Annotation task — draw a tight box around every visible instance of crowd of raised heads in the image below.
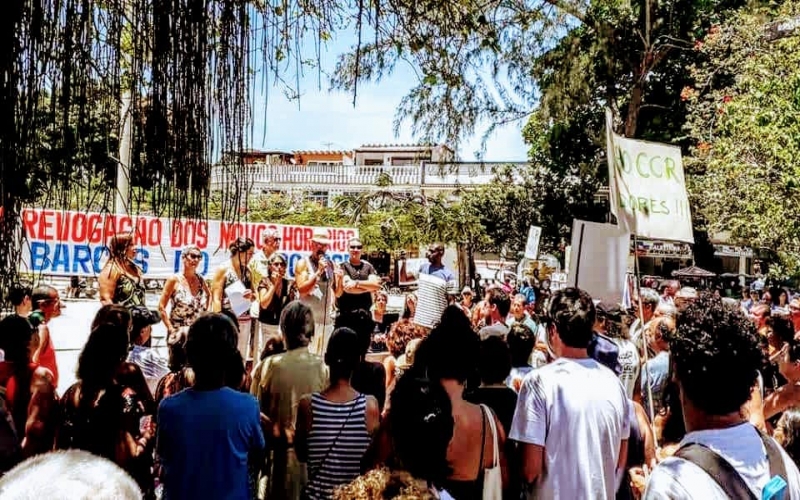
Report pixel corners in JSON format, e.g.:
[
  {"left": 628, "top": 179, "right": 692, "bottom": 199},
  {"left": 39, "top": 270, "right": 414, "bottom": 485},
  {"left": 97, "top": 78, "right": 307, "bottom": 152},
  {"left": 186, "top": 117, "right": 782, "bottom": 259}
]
[{"left": 3, "top": 232, "right": 800, "bottom": 499}]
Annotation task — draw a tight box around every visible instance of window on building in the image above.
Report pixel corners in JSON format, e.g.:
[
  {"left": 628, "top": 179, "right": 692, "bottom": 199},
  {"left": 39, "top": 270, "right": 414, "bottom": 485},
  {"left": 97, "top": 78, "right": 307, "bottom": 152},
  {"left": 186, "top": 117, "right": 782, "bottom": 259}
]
[
  {"left": 308, "top": 191, "right": 329, "bottom": 205},
  {"left": 391, "top": 157, "right": 415, "bottom": 166},
  {"left": 363, "top": 159, "right": 384, "bottom": 166}
]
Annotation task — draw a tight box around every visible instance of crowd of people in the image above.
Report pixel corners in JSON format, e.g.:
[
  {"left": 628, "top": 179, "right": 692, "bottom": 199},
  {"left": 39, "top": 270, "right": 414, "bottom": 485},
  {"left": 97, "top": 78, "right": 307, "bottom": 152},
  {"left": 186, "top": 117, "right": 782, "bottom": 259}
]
[{"left": 2, "top": 232, "right": 800, "bottom": 500}]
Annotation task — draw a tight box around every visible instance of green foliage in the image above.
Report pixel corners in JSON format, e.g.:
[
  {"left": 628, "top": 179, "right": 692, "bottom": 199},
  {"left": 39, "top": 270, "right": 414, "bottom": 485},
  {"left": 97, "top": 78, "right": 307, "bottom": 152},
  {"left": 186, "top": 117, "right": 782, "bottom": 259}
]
[{"left": 684, "top": 2, "right": 800, "bottom": 269}]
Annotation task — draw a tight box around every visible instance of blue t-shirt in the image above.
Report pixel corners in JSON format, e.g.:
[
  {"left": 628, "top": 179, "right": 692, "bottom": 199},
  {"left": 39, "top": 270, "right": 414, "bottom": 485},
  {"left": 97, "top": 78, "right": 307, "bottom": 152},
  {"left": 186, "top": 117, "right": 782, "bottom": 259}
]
[
  {"left": 419, "top": 262, "right": 456, "bottom": 283},
  {"left": 641, "top": 351, "right": 670, "bottom": 415},
  {"left": 157, "top": 387, "right": 265, "bottom": 500}
]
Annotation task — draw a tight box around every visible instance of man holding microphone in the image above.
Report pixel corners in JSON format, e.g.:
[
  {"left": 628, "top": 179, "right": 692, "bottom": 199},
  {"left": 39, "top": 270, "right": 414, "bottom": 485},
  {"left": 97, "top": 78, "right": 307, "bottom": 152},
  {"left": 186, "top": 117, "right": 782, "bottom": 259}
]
[{"left": 295, "top": 230, "right": 343, "bottom": 356}]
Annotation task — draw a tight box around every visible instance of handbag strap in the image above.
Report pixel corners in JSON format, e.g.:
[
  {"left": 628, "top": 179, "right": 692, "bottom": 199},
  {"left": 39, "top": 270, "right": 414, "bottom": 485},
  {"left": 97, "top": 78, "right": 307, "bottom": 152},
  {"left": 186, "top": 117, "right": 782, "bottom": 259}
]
[
  {"left": 675, "top": 443, "right": 756, "bottom": 499},
  {"left": 760, "top": 430, "right": 788, "bottom": 481},
  {"left": 480, "top": 404, "right": 499, "bottom": 468}
]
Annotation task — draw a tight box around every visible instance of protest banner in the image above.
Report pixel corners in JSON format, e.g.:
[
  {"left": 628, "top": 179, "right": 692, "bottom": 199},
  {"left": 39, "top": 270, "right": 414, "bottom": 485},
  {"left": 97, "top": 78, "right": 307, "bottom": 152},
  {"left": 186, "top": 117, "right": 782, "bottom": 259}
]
[
  {"left": 606, "top": 110, "right": 694, "bottom": 243},
  {"left": 19, "top": 208, "right": 357, "bottom": 279},
  {"left": 567, "top": 219, "right": 630, "bottom": 304}
]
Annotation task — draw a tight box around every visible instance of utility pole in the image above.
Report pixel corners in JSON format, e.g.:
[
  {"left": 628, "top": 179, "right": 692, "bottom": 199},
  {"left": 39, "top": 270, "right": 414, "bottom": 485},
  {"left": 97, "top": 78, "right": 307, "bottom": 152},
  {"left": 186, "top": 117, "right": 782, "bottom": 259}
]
[{"left": 115, "top": 0, "right": 133, "bottom": 216}]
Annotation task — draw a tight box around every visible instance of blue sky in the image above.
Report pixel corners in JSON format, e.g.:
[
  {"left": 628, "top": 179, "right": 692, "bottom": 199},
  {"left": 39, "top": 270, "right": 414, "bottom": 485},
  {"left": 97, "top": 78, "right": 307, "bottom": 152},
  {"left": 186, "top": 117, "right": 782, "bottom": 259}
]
[{"left": 249, "top": 33, "right": 529, "bottom": 162}]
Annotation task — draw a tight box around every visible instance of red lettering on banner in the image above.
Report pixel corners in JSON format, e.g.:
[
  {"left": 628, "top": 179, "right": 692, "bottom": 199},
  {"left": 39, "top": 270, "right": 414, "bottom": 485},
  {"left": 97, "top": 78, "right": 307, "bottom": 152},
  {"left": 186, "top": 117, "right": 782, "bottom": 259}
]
[
  {"left": 219, "top": 222, "right": 243, "bottom": 249},
  {"left": 197, "top": 221, "right": 208, "bottom": 248},
  {"left": 304, "top": 228, "right": 313, "bottom": 251},
  {"left": 171, "top": 220, "right": 209, "bottom": 249},
  {"left": 38, "top": 210, "right": 54, "bottom": 240},
  {"left": 71, "top": 213, "right": 87, "bottom": 242},
  {"left": 87, "top": 214, "right": 103, "bottom": 243},
  {"left": 22, "top": 210, "right": 37, "bottom": 238},
  {"left": 118, "top": 216, "right": 132, "bottom": 234}
]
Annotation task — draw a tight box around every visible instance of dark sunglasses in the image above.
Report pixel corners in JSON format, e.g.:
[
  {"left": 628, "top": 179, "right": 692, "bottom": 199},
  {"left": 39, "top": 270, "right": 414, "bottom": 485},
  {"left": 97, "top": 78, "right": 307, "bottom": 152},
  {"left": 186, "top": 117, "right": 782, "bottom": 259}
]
[
  {"left": 185, "top": 253, "right": 202, "bottom": 260},
  {"left": 272, "top": 262, "right": 287, "bottom": 268},
  {"left": 350, "top": 245, "right": 363, "bottom": 250}
]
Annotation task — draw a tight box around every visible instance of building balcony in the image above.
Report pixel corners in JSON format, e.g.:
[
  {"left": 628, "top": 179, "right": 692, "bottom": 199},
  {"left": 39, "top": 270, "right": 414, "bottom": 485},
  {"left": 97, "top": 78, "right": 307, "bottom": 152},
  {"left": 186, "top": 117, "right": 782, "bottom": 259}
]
[{"left": 210, "top": 162, "right": 525, "bottom": 193}]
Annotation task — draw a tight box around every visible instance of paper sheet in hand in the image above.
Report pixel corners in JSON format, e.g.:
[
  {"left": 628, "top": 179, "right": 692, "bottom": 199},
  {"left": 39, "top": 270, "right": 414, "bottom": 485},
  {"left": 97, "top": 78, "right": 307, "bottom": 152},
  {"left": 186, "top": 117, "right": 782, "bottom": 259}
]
[
  {"left": 225, "top": 280, "right": 252, "bottom": 317},
  {"left": 414, "top": 273, "right": 449, "bottom": 329}
]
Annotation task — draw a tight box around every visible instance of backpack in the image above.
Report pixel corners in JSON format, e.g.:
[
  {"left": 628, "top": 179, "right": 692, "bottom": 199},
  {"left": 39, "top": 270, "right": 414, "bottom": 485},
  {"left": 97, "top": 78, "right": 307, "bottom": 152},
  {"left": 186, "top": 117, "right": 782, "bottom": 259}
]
[
  {"left": 0, "top": 386, "right": 21, "bottom": 474},
  {"left": 675, "top": 429, "right": 788, "bottom": 500}
]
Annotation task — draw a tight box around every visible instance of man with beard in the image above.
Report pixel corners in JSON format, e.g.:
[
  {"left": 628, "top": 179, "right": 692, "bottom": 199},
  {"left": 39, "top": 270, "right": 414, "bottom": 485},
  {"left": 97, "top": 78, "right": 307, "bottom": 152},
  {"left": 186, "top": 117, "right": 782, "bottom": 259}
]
[{"left": 296, "top": 230, "right": 343, "bottom": 356}]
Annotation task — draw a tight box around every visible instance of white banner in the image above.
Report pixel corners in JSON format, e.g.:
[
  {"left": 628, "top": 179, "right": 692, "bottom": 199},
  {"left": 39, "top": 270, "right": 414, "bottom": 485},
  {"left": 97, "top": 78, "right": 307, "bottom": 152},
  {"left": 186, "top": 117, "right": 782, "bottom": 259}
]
[
  {"left": 606, "top": 110, "right": 694, "bottom": 243},
  {"left": 567, "top": 219, "right": 630, "bottom": 304},
  {"left": 524, "top": 225, "right": 542, "bottom": 260},
  {"left": 19, "top": 208, "right": 358, "bottom": 279}
]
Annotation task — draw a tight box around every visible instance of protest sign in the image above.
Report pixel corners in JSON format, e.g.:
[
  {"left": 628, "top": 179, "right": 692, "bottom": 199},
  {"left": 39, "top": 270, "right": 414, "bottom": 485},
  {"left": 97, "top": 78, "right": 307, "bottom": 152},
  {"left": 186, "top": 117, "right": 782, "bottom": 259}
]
[
  {"left": 19, "top": 208, "right": 357, "bottom": 279},
  {"left": 524, "top": 225, "right": 542, "bottom": 260},
  {"left": 606, "top": 110, "right": 694, "bottom": 243},
  {"left": 567, "top": 219, "right": 630, "bottom": 304}
]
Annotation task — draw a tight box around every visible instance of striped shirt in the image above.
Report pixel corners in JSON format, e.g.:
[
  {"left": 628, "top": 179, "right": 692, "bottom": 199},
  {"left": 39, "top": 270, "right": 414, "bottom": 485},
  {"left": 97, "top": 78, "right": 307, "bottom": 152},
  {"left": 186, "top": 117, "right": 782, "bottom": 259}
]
[{"left": 306, "top": 393, "right": 371, "bottom": 500}]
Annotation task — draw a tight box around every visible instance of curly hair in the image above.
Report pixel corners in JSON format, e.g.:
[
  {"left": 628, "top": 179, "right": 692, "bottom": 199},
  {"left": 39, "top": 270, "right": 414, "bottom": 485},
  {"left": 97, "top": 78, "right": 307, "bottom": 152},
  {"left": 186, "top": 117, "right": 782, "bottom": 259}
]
[
  {"left": 671, "top": 293, "right": 762, "bottom": 415},
  {"left": 333, "top": 468, "right": 436, "bottom": 500},
  {"left": 775, "top": 408, "right": 800, "bottom": 468},
  {"left": 386, "top": 320, "right": 425, "bottom": 359}
]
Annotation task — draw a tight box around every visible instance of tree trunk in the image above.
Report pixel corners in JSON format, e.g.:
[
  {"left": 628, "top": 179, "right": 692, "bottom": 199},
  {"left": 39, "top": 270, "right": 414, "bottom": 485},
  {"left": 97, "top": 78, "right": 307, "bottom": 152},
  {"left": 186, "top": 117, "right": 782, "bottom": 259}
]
[{"left": 624, "top": 79, "right": 644, "bottom": 138}]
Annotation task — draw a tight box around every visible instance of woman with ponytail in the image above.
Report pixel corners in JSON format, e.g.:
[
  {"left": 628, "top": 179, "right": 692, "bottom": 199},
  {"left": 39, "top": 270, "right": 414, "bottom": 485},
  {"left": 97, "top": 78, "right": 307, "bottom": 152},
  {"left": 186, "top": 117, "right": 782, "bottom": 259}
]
[{"left": 295, "top": 327, "right": 380, "bottom": 499}]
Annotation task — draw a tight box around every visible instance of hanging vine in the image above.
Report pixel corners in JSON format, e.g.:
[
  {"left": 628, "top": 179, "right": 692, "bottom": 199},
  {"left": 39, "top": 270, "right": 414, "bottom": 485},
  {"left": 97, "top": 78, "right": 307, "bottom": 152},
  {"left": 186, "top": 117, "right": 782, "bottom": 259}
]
[{"left": 0, "top": 0, "right": 375, "bottom": 302}]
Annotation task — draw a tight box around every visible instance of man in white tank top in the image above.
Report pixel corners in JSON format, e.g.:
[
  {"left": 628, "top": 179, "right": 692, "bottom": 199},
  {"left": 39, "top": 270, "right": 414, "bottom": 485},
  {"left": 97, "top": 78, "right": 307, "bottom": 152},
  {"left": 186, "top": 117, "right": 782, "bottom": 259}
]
[{"left": 295, "top": 230, "right": 343, "bottom": 356}]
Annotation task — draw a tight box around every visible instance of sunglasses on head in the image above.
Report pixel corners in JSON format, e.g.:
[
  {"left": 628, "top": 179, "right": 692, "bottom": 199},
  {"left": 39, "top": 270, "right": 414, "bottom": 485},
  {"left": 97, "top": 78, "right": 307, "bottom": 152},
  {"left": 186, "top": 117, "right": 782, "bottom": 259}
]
[{"left": 350, "top": 245, "right": 363, "bottom": 250}]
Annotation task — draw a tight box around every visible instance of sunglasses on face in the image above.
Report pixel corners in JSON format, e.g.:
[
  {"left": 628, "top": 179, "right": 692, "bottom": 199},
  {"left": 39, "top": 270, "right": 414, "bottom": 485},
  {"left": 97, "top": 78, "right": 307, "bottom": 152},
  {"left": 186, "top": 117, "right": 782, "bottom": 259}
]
[
  {"left": 350, "top": 245, "right": 363, "bottom": 250},
  {"left": 272, "top": 261, "right": 287, "bottom": 268},
  {"left": 185, "top": 253, "right": 202, "bottom": 260}
]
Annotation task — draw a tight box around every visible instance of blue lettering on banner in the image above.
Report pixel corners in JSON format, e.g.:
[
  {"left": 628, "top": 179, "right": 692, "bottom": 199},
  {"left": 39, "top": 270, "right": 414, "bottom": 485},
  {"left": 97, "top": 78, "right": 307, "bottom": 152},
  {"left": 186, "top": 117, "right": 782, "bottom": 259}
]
[
  {"left": 283, "top": 252, "right": 348, "bottom": 278},
  {"left": 29, "top": 242, "right": 148, "bottom": 274}
]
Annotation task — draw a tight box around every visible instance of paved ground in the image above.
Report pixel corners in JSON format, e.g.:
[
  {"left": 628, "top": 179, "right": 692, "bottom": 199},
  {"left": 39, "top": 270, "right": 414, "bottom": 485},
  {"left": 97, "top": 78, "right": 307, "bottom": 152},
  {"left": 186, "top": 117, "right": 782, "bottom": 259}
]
[{"left": 50, "top": 297, "right": 168, "bottom": 395}]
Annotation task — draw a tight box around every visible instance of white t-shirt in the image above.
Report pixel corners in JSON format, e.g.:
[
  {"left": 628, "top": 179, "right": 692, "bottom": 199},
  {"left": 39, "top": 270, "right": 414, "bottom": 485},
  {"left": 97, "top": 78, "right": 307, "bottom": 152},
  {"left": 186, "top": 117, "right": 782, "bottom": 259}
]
[
  {"left": 614, "top": 338, "right": 640, "bottom": 399},
  {"left": 509, "top": 357, "right": 631, "bottom": 500},
  {"left": 644, "top": 423, "right": 800, "bottom": 499}
]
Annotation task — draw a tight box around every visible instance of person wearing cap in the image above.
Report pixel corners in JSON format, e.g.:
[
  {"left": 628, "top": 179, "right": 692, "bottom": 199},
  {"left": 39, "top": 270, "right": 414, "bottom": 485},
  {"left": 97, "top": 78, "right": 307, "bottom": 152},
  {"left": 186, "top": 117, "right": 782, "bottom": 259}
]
[
  {"left": 295, "top": 230, "right": 344, "bottom": 357},
  {"left": 338, "top": 237, "right": 381, "bottom": 317},
  {"left": 127, "top": 306, "right": 169, "bottom": 394}
]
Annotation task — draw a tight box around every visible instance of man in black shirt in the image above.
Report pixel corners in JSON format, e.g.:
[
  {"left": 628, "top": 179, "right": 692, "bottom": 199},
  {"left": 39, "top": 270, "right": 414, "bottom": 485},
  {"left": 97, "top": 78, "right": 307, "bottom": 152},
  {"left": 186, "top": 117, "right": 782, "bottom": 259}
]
[{"left": 338, "top": 237, "right": 382, "bottom": 316}]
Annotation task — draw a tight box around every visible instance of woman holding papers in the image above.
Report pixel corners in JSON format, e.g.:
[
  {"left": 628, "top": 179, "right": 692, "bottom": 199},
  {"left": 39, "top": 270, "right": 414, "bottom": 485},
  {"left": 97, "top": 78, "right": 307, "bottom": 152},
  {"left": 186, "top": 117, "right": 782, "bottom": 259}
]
[{"left": 211, "top": 237, "right": 256, "bottom": 360}]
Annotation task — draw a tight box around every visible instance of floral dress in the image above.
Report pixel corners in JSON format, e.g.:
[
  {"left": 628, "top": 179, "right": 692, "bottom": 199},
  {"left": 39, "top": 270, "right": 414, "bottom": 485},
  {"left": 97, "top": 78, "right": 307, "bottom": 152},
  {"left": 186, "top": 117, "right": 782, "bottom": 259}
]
[{"left": 168, "top": 274, "right": 208, "bottom": 330}]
